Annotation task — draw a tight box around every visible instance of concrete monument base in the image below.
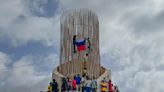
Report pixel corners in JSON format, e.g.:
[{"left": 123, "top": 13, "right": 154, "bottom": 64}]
[{"left": 52, "top": 66, "right": 111, "bottom": 92}]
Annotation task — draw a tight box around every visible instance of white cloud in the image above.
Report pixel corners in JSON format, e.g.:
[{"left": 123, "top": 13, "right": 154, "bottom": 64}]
[
  {"left": 0, "top": 52, "right": 11, "bottom": 70},
  {"left": 0, "top": 0, "right": 24, "bottom": 28},
  {"left": 0, "top": 0, "right": 61, "bottom": 47},
  {"left": 0, "top": 52, "right": 58, "bottom": 92},
  {"left": 8, "top": 16, "right": 60, "bottom": 46}
]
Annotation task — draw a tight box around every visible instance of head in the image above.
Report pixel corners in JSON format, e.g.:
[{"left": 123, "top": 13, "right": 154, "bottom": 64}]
[
  {"left": 73, "top": 35, "right": 77, "bottom": 39},
  {"left": 77, "top": 74, "right": 80, "bottom": 77},
  {"left": 53, "top": 79, "right": 56, "bottom": 82},
  {"left": 67, "top": 77, "right": 69, "bottom": 81},
  {"left": 62, "top": 77, "right": 66, "bottom": 82},
  {"left": 82, "top": 74, "right": 86, "bottom": 78},
  {"left": 109, "top": 80, "right": 111, "bottom": 82}
]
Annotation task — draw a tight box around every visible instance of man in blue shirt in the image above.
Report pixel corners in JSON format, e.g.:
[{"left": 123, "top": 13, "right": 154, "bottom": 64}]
[{"left": 75, "top": 74, "right": 81, "bottom": 91}]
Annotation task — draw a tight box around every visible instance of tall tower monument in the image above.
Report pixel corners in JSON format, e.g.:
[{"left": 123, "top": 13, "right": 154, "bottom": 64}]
[
  {"left": 52, "top": 9, "right": 111, "bottom": 91},
  {"left": 59, "top": 9, "right": 101, "bottom": 78}
]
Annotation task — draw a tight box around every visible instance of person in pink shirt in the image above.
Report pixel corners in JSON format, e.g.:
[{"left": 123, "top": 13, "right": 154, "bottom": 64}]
[
  {"left": 108, "top": 80, "right": 113, "bottom": 92},
  {"left": 72, "top": 76, "right": 76, "bottom": 91}
]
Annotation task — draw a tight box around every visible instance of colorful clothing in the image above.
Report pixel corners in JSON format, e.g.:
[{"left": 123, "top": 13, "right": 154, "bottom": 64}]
[
  {"left": 101, "top": 82, "right": 107, "bottom": 92},
  {"left": 72, "top": 79, "right": 76, "bottom": 90},
  {"left": 76, "top": 76, "right": 81, "bottom": 84},
  {"left": 109, "top": 82, "right": 113, "bottom": 92},
  {"left": 67, "top": 80, "right": 72, "bottom": 91},
  {"left": 47, "top": 85, "right": 52, "bottom": 92}
]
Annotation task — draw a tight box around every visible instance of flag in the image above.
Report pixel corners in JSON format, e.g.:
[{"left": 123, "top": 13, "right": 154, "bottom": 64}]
[{"left": 76, "top": 39, "right": 86, "bottom": 51}]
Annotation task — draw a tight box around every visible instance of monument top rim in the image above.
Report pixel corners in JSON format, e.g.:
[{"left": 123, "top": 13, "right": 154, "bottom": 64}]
[{"left": 60, "top": 9, "right": 98, "bottom": 20}]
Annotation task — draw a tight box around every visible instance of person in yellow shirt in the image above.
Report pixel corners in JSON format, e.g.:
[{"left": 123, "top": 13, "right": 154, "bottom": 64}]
[
  {"left": 100, "top": 80, "right": 107, "bottom": 92},
  {"left": 47, "top": 82, "right": 52, "bottom": 92}
]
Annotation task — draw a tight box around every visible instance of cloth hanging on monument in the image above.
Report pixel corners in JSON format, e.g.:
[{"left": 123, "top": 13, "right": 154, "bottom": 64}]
[{"left": 75, "top": 38, "right": 86, "bottom": 51}]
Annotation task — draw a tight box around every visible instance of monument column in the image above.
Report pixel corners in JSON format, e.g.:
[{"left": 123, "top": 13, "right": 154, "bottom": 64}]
[
  {"left": 52, "top": 9, "right": 112, "bottom": 92},
  {"left": 59, "top": 9, "right": 101, "bottom": 78}
]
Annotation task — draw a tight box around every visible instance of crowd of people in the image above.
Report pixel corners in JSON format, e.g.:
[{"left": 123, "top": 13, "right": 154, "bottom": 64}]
[{"left": 46, "top": 74, "right": 119, "bottom": 92}]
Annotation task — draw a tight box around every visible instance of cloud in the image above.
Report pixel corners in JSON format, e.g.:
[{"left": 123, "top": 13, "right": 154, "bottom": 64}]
[
  {"left": 0, "top": 0, "right": 60, "bottom": 91},
  {"left": 0, "top": 52, "right": 58, "bottom": 92},
  {"left": 0, "top": 0, "right": 61, "bottom": 47},
  {"left": 0, "top": 52, "right": 11, "bottom": 71},
  {"left": 25, "top": 0, "right": 59, "bottom": 17}
]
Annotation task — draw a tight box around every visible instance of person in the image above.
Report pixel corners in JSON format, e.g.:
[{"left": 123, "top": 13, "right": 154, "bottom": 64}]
[
  {"left": 100, "top": 80, "right": 107, "bottom": 92},
  {"left": 52, "top": 79, "right": 58, "bottom": 92},
  {"left": 108, "top": 80, "right": 113, "bottom": 92},
  {"left": 113, "top": 86, "right": 116, "bottom": 92},
  {"left": 82, "top": 68, "right": 87, "bottom": 77},
  {"left": 61, "top": 77, "right": 67, "bottom": 92},
  {"left": 73, "top": 35, "right": 77, "bottom": 53},
  {"left": 75, "top": 74, "right": 81, "bottom": 91},
  {"left": 91, "top": 77, "right": 97, "bottom": 92},
  {"left": 114, "top": 85, "right": 119, "bottom": 92},
  {"left": 85, "top": 76, "right": 91, "bottom": 92},
  {"left": 72, "top": 76, "right": 76, "bottom": 92},
  {"left": 81, "top": 74, "right": 86, "bottom": 92},
  {"left": 47, "top": 82, "right": 52, "bottom": 92},
  {"left": 86, "top": 37, "right": 92, "bottom": 55},
  {"left": 66, "top": 77, "right": 72, "bottom": 92}
]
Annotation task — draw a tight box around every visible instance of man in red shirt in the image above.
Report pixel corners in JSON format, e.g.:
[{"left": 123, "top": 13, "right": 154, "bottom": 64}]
[{"left": 108, "top": 80, "right": 113, "bottom": 92}]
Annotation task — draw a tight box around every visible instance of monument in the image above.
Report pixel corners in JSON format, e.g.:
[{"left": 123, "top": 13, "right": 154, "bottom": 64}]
[{"left": 52, "top": 9, "right": 111, "bottom": 91}]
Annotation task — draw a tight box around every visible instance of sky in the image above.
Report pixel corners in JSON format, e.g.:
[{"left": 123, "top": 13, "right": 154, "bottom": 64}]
[{"left": 0, "top": 0, "right": 164, "bottom": 92}]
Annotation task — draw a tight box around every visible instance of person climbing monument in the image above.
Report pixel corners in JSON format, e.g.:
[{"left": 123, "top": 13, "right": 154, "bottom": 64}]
[
  {"left": 91, "top": 76, "right": 97, "bottom": 92},
  {"left": 86, "top": 37, "right": 92, "bottom": 55},
  {"left": 100, "top": 80, "right": 107, "bottom": 92},
  {"left": 108, "top": 80, "right": 113, "bottom": 92},
  {"left": 73, "top": 35, "right": 77, "bottom": 53},
  {"left": 87, "top": 37, "right": 91, "bottom": 50},
  {"left": 52, "top": 79, "right": 58, "bottom": 92},
  {"left": 82, "top": 67, "right": 87, "bottom": 78},
  {"left": 83, "top": 54, "right": 88, "bottom": 77},
  {"left": 47, "top": 82, "right": 52, "bottom": 92}
]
